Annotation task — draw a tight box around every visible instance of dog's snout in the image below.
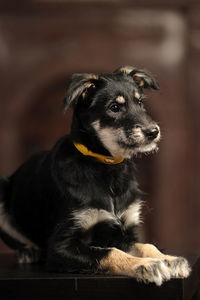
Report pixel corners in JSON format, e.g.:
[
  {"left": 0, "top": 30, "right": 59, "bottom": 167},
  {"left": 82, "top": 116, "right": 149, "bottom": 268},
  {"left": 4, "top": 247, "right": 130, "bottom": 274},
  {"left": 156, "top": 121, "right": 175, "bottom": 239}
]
[{"left": 143, "top": 126, "right": 159, "bottom": 141}]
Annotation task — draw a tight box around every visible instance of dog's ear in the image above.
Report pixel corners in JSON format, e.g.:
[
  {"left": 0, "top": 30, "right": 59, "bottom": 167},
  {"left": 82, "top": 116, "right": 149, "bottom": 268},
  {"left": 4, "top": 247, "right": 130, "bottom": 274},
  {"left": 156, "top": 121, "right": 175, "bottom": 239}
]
[
  {"left": 63, "top": 73, "right": 99, "bottom": 112},
  {"left": 114, "top": 66, "right": 159, "bottom": 90}
]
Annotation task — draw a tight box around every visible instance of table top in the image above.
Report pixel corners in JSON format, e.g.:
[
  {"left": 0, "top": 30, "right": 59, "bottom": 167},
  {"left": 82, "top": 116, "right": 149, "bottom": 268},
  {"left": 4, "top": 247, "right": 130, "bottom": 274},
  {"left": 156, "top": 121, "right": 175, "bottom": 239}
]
[{"left": 0, "top": 254, "right": 199, "bottom": 300}]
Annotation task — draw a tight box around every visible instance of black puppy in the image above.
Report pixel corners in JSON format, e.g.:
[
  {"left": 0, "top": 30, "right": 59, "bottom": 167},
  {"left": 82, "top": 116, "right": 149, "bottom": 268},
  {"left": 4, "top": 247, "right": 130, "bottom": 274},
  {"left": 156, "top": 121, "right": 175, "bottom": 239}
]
[{"left": 0, "top": 66, "right": 190, "bottom": 285}]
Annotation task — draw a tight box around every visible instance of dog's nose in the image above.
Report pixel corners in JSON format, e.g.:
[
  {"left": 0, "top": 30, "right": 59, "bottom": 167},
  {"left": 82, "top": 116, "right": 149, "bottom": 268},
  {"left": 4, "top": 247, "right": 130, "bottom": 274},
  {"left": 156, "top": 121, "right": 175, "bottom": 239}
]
[{"left": 143, "top": 127, "right": 159, "bottom": 140}]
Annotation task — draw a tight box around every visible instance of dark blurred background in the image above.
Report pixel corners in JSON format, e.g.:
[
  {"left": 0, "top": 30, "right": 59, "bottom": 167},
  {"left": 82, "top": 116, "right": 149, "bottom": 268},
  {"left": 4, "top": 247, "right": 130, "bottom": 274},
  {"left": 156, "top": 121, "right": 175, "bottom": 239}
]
[{"left": 0, "top": 0, "right": 199, "bottom": 258}]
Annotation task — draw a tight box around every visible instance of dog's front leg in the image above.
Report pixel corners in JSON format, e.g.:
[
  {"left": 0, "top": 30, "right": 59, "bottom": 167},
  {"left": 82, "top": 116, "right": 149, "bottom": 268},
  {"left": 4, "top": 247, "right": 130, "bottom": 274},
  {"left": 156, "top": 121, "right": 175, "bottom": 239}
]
[
  {"left": 48, "top": 241, "right": 171, "bottom": 286},
  {"left": 128, "top": 243, "right": 191, "bottom": 279},
  {"left": 98, "top": 246, "right": 172, "bottom": 286},
  {"left": 47, "top": 216, "right": 171, "bottom": 285}
]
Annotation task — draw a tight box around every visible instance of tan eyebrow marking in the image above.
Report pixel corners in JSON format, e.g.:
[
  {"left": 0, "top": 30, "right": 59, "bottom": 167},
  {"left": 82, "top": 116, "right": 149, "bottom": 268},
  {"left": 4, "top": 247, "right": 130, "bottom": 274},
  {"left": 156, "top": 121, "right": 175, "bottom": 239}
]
[
  {"left": 116, "top": 96, "right": 126, "bottom": 104},
  {"left": 134, "top": 92, "right": 141, "bottom": 99}
]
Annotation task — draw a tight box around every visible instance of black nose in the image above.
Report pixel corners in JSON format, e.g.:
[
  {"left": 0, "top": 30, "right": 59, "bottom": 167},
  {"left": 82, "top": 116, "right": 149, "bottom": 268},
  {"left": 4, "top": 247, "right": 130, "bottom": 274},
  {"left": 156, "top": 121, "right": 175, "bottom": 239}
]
[{"left": 143, "top": 127, "right": 159, "bottom": 140}]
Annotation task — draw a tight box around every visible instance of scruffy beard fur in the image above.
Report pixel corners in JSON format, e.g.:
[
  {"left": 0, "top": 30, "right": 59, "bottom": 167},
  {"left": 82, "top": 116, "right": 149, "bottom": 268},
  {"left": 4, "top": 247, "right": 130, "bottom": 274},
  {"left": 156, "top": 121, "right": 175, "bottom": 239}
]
[{"left": 92, "top": 120, "right": 161, "bottom": 158}]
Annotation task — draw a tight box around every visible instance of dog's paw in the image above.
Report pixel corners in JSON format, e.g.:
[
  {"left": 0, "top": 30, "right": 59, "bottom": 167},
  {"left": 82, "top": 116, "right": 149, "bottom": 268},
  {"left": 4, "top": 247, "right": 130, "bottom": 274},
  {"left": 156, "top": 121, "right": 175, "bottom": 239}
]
[
  {"left": 132, "top": 258, "right": 171, "bottom": 286},
  {"left": 17, "top": 246, "right": 41, "bottom": 264},
  {"left": 164, "top": 256, "right": 191, "bottom": 279}
]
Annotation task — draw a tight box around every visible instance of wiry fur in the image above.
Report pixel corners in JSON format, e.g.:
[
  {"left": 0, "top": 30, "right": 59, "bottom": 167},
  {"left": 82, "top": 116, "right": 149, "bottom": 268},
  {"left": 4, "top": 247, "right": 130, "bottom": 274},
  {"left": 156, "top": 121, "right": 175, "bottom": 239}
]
[{"left": 0, "top": 66, "right": 191, "bottom": 285}]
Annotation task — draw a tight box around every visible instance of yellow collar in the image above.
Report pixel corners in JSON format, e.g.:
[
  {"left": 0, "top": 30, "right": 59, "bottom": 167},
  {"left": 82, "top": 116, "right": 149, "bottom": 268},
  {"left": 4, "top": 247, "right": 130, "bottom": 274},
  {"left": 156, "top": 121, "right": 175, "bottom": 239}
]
[{"left": 73, "top": 143, "right": 124, "bottom": 165}]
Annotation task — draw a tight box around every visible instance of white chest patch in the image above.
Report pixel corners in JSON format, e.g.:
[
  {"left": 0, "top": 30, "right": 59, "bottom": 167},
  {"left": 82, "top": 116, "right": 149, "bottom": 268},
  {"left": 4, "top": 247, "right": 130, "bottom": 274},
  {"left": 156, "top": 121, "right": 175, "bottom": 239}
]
[
  {"left": 72, "top": 200, "right": 143, "bottom": 231},
  {"left": 117, "top": 200, "right": 143, "bottom": 228},
  {"left": 72, "top": 208, "right": 117, "bottom": 230}
]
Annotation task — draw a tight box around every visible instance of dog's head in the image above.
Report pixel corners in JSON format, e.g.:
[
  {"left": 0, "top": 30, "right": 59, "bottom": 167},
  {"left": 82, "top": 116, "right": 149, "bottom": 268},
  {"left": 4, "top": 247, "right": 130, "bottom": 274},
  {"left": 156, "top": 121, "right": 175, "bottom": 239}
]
[{"left": 64, "top": 66, "right": 161, "bottom": 158}]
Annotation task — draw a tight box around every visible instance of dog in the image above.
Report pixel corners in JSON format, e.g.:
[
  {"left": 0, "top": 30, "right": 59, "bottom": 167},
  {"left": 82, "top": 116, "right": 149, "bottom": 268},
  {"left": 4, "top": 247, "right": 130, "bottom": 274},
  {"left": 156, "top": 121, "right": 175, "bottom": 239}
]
[{"left": 0, "top": 66, "right": 191, "bottom": 285}]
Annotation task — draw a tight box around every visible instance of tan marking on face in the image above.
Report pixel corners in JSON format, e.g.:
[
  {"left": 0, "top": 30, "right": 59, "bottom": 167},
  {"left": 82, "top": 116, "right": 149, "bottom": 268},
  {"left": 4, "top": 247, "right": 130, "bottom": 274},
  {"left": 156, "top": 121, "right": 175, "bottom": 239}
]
[
  {"left": 134, "top": 91, "right": 140, "bottom": 99},
  {"left": 92, "top": 121, "right": 161, "bottom": 158},
  {"left": 92, "top": 119, "right": 100, "bottom": 131},
  {"left": 116, "top": 96, "right": 125, "bottom": 104},
  {"left": 92, "top": 122, "right": 134, "bottom": 158},
  {"left": 131, "top": 127, "right": 146, "bottom": 144}
]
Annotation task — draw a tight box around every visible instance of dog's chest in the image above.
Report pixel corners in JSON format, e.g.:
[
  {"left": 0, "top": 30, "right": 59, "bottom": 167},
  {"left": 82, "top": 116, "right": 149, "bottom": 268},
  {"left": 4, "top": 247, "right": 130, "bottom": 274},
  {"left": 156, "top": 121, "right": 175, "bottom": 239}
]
[
  {"left": 68, "top": 160, "right": 143, "bottom": 232},
  {"left": 104, "top": 167, "right": 142, "bottom": 226},
  {"left": 64, "top": 156, "right": 141, "bottom": 223},
  {"left": 108, "top": 184, "right": 142, "bottom": 227},
  {"left": 106, "top": 171, "right": 137, "bottom": 211}
]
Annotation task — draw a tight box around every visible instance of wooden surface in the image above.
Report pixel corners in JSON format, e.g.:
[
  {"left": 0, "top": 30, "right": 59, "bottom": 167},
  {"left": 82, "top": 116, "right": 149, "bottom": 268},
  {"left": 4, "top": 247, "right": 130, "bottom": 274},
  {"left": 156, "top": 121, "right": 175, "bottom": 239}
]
[
  {"left": 0, "top": 254, "right": 199, "bottom": 300},
  {"left": 184, "top": 257, "right": 200, "bottom": 300}
]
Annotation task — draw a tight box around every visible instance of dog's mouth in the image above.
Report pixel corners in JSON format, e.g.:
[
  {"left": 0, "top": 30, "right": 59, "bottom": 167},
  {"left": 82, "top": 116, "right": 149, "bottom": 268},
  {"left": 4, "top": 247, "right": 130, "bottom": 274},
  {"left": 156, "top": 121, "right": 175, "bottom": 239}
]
[
  {"left": 117, "top": 139, "right": 159, "bottom": 156},
  {"left": 132, "top": 142, "right": 159, "bottom": 155},
  {"left": 117, "top": 126, "right": 161, "bottom": 156},
  {"left": 92, "top": 121, "right": 161, "bottom": 159}
]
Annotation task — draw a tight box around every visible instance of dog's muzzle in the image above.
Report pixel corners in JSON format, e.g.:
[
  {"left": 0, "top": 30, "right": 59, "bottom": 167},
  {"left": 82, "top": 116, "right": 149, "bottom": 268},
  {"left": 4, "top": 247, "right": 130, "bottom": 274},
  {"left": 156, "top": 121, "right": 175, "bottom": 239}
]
[
  {"left": 130, "top": 124, "right": 161, "bottom": 155},
  {"left": 133, "top": 124, "right": 160, "bottom": 143}
]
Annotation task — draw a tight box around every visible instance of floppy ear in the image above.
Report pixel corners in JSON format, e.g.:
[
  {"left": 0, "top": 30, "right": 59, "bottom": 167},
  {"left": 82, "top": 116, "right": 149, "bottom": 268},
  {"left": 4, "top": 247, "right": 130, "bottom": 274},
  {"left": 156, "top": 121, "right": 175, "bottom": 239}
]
[
  {"left": 114, "top": 66, "right": 159, "bottom": 90},
  {"left": 63, "top": 73, "right": 98, "bottom": 112}
]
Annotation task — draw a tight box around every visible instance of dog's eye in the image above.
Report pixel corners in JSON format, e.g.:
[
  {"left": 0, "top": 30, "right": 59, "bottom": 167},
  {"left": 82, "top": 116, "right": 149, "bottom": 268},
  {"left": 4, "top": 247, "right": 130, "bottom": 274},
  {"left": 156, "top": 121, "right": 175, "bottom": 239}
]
[{"left": 109, "top": 104, "right": 121, "bottom": 112}]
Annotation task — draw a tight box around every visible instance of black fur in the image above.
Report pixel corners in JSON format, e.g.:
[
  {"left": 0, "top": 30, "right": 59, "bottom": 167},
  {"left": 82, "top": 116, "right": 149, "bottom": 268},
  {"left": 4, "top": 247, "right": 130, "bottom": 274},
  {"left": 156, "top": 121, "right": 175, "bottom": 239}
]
[{"left": 0, "top": 66, "right": 160, "bottom": 273}]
